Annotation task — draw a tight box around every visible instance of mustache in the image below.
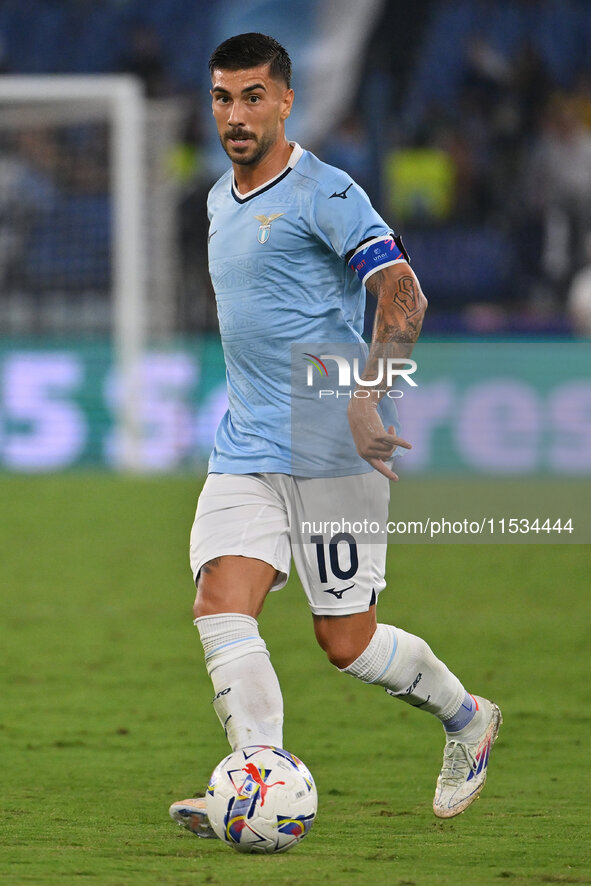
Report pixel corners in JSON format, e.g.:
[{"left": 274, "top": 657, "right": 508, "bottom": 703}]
[{"left": 225, "top": 129, "right": 255, "bottom": 140}]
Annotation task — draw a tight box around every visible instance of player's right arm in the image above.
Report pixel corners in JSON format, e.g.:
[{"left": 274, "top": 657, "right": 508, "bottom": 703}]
[{"left": 347, "top": 260, "right": 427, "bottom": 481}]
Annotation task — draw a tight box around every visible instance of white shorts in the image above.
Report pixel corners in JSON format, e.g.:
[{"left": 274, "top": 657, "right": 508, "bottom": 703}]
[{"left": 189, "top": 472, "right": 389, "bottom": 616}]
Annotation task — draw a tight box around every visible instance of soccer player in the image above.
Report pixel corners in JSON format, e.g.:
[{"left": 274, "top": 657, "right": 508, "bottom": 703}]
[{"left": 170, "top": 32, "right": 501, "bottom": 834}]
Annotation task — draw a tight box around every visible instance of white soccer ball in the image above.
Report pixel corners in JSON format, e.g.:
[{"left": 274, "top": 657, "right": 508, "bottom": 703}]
[{"left": 205, "top": 745, "right": 317, "bottom": 853}]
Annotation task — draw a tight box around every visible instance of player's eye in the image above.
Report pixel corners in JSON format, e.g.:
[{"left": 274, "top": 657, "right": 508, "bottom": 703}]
[{"left": 248, "top": 95, "right": 261, "bottom": 103}]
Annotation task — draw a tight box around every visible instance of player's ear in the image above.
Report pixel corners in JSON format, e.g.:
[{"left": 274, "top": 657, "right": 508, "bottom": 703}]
[{"left": 280, "top": 88, "right": 294, "bottom": 121}]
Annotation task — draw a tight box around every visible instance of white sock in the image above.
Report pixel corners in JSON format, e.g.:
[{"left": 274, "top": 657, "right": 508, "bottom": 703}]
[
  {"left": 341, "top": 623, "right": 465, "bottom": 723},
  {"left": 195, "top": 613, "right": 284, "bottom": 751}
]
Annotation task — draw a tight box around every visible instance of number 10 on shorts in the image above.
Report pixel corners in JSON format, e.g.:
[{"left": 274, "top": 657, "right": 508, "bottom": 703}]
[{"left": 310, "top": 533, "right": 359, "bottom": 583}]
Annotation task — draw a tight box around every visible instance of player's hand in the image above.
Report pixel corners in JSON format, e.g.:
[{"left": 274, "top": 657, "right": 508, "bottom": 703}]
[{"left": 347, "top": 399, "right": 411, "bottom": 481}]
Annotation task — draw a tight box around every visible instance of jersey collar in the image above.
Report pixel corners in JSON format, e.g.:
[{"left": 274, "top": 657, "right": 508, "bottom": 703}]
[{"left": 231, "top": 142, "right": 304, "bottom": 204}]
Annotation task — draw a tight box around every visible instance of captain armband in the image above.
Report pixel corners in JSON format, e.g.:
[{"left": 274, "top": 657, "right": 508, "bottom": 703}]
[{"left": 347, "top": 233, "right": 410, "bottom": 285}]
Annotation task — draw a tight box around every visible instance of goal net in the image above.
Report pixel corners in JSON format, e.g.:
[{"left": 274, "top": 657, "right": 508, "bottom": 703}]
[{"left": 0, "top": 75, "right": 200, "bottom": 472}]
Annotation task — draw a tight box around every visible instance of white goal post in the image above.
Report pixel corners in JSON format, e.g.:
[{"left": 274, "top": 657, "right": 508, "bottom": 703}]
[{"left": 0, "top": 75, "right": 146, "bottom": 471}]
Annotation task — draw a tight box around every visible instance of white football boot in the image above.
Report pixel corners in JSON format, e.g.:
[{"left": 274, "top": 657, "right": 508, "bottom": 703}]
[
  {"left": 169, "top": 797, "right": 217, "bottom": 838},
  {"left": 433, "top": 696, "right": 502, "bottom": 818}
]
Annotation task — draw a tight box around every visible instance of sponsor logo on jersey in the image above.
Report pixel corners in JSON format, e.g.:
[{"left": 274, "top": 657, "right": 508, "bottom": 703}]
[
  {"left": 254, "top": 212, "right": 284, "bottom": 244},
  {"left": 329, "top": 183, "right": 353, "bottom": 199}
]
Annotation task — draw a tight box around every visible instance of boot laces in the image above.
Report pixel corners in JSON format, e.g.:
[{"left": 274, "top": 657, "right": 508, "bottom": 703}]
[{"left": 440, "top": 740, "right": 477, "bottom": 784}]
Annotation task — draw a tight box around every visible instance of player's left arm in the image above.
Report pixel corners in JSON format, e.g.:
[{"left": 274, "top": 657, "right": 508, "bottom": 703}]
[{"left": 347, "top": 261, "right": 427, "bottom": 481}]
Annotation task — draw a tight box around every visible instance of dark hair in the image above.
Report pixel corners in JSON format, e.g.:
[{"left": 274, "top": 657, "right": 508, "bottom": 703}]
[{"left": 209, "top": 33, "right": 292, "bottom": 88}]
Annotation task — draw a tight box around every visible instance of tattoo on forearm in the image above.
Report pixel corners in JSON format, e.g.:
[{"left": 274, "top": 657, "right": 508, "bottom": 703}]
[
  {"left": 366, "top": 269, "right": 425, "bottom": 346},
  {"left": 393, "top": 276, "right": 422, "bottom": 318},
  {"left": 372, "top": 305, "right": 424, "bottom": 346},
  {"left": 357, "top": 267, "right": 426, "bottom": 392}
]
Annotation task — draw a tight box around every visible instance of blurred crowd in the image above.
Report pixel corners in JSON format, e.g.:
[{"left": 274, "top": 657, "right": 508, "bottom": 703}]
[
  {"left": 319, "top": 1, "right": 591, "bottom": 336},
  {"left": 372, "top": 35, "right": 591, "bottom": 333},
  {"left": 2, "top": 1, "right": 591, "bottom": 337}
]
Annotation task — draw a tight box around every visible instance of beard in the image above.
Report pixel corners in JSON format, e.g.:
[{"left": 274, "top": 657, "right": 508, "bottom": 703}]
[{"left": 220, "top": 128, "right": 276, "bottom": 166}]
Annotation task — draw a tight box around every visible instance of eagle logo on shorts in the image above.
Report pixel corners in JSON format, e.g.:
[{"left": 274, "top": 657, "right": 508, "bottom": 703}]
[{"left": 254, "top": 213, "right": 284, "bottom": 244}]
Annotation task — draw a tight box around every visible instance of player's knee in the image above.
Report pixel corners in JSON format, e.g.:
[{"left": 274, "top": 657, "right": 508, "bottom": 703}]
[
  {"left": 322, "top": 642, "right": 364, "bottom": 669},
  {"left": 192, "top": 594, "right": 205, "bottom": 620},
  {"left": 193, "top": 584, "right": 224, "bottom": 619},
  {"left": 314, "top": 610, "right": 377, "bottom": 669},
  {"left": 314, "top": 622, "right": 372, "bottom": 670},
  {"left": 192, "top": 591, "right": 209, "bottom": 620},
  {"left": 192, "top": 557, "right": 273, "bottom": 619},
  {"left": 324, "top": 646, "right": 361, "bottom": 669},
  {"left": 192, "top": 562, "right": 223, "bottom": 619}
]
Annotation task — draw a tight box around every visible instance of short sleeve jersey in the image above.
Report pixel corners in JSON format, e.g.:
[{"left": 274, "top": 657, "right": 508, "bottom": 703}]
[{"left": 206, "top": 143, "right": 404, "bottom": 476}]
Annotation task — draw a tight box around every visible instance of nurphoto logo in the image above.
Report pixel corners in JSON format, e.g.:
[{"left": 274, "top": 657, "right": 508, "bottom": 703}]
[{"left": 303, "top": 353, "right": 418, "bottom": 399}]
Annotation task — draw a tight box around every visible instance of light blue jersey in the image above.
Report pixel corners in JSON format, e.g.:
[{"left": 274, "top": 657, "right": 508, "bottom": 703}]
[{"left": 207, "top": 143, "right": 404, "bottom": 476}]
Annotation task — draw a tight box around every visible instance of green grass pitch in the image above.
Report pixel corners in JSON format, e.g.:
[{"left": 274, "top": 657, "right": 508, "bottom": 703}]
[{"left": 1, "top": 475, "right": 590, "bottom": 886}]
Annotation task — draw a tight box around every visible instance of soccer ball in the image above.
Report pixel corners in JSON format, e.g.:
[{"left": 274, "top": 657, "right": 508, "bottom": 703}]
[{"left": 205, "top": 745, "right": 317, "bottom": 853}]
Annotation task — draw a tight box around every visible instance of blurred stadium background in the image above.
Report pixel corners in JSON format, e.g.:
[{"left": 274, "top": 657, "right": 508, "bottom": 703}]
[
  {"left": 2, "top": 7, "right": 590, "bottom": 884},
  {"left": 0, "top": 0, "right": 590, "bottom": 474}
]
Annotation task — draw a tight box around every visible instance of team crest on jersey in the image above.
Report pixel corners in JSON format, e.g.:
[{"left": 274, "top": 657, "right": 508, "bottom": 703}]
[{"left": 254, "top": 213, "right": 284, "bottom": 244}]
